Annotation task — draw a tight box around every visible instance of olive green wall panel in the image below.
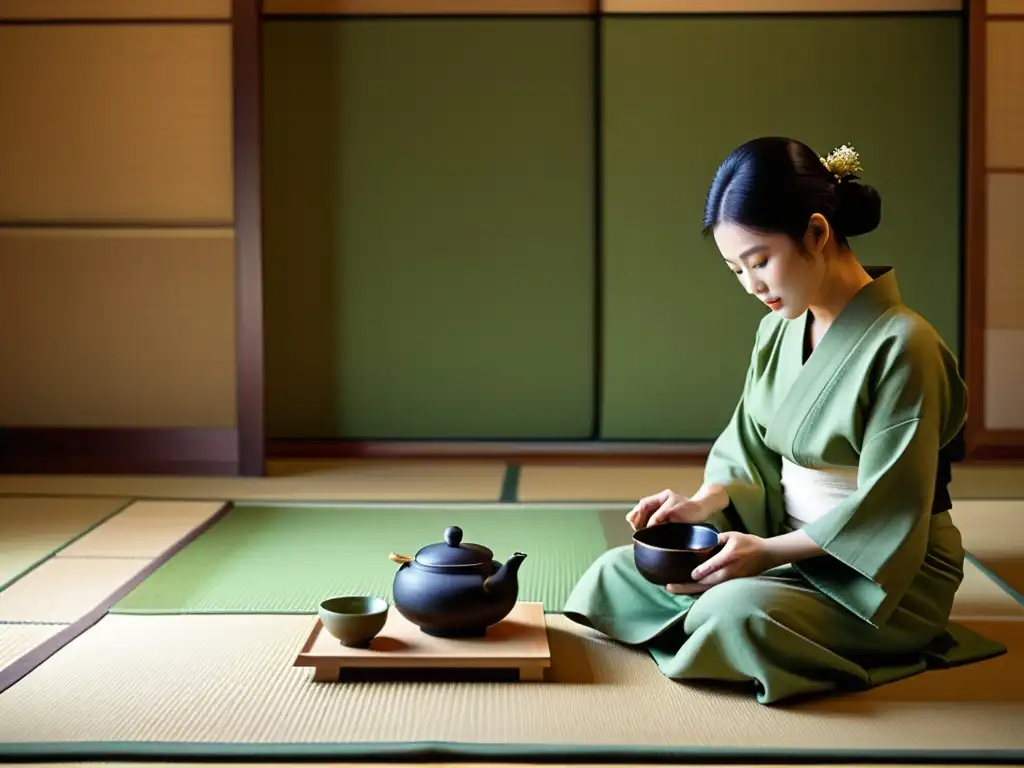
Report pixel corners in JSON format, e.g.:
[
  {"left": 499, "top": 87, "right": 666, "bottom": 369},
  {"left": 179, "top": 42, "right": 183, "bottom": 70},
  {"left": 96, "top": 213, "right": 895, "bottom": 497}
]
[
  {"left": 600, "top": 15, "right": 963, "bottom": 440},
  {"left": 262, "top": 19, "right": 596, "bottom": 439}
]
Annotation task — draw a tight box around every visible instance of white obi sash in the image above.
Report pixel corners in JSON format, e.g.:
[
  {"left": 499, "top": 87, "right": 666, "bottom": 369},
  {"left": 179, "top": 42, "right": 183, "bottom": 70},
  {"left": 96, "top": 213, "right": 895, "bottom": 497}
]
[{"left": 781, "top": 457, "right": 858, "bottom": 528}]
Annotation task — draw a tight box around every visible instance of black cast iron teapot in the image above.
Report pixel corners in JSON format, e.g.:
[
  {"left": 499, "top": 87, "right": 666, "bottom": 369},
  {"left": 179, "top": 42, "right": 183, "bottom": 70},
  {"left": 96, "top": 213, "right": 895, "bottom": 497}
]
[{"left": 388, "top": 525, "right": 527, "bottom": 638}]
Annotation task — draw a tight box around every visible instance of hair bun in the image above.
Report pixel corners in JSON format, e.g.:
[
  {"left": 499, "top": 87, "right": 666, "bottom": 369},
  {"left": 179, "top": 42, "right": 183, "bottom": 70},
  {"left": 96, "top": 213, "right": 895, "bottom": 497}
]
[
  {"left": 835, "top": 179, "right": 881, "bottom": 237},
  {"left": 702, "top": 137, "right": 884, "bottom": 245}
]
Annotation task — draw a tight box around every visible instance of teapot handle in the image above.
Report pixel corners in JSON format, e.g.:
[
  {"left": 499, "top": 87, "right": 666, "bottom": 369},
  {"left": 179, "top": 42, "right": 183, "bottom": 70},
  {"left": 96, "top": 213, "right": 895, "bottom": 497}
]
[{"left": 389, "top": 552, "right": 414, "bottom": 564}]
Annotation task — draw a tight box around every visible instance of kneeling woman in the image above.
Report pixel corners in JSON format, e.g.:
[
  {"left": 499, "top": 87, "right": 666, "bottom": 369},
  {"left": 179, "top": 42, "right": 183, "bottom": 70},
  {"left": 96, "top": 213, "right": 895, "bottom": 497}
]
[{"left": 563, "top": 137, "right": 1004, "bottom": 705}]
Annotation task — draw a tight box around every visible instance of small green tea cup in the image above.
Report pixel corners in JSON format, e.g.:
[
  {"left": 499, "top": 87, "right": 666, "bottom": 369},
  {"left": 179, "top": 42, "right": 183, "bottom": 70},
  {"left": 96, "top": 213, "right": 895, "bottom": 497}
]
[{"left": 318, "top": 595, "right": 389, "bottom": 648}]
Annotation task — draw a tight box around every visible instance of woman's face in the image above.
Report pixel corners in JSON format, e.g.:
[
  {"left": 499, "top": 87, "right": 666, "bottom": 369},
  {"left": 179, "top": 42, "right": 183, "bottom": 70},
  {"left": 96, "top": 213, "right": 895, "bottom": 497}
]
[{"left": 712, "top": 220, "right": 826, "bottom": 321}]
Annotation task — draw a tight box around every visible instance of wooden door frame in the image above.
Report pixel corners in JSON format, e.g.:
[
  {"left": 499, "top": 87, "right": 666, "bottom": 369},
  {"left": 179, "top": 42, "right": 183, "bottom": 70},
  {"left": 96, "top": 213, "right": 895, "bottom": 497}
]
[
  {"left": 234, "top": 0, "right": 266, "bottom": 476},
  {"left": 962, "top": 0, "right": 1024, "bottom": 459}
]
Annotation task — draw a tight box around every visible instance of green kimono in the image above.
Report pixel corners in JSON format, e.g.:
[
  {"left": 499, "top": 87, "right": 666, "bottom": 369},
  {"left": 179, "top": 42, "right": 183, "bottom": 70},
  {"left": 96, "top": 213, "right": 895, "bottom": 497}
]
[{"left": 563, "top": 267, "right": 1005, "bottom": 704}]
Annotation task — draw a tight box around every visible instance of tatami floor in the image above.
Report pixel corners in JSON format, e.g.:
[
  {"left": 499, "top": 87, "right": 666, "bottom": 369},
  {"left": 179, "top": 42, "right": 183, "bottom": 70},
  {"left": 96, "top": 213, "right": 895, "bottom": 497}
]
[{"left": 1, "top": 459, "right": 1022, "bottom": 765}]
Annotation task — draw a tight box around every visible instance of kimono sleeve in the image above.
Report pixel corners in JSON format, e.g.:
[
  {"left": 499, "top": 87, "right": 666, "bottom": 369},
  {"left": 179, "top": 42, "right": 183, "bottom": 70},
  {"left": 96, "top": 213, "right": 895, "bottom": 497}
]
[
  {"left": 702, "top": 318, "right": 782, "bottom": 538},
  {"left": 794, "top": 326, "right": 968, "bottom": 628}
]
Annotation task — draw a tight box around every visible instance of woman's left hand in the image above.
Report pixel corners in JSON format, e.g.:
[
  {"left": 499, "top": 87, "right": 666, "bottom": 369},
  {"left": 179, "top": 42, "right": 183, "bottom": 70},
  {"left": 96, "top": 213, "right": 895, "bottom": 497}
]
[{"left": 666, "top": 531, "right": 773, "bottom": 594}]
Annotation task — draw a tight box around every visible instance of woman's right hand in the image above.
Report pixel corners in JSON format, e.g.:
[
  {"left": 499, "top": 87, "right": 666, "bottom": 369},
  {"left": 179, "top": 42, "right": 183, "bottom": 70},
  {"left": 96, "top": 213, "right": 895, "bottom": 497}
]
[{"left": 626, "top": 489, "right": 706, "bottom": 531}]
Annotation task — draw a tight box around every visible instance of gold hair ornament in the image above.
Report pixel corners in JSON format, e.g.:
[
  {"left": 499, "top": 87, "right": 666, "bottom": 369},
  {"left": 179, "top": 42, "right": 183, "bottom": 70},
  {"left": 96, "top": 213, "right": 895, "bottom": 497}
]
[{"left": 820, "top": 144, "right": 862, "bottom": 182}]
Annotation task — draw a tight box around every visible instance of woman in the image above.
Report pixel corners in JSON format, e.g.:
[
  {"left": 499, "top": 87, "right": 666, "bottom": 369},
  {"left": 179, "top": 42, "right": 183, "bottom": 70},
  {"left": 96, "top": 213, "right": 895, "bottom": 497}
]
[{"left": 562, "top": 137, "right": 1005, "bottom": 705}]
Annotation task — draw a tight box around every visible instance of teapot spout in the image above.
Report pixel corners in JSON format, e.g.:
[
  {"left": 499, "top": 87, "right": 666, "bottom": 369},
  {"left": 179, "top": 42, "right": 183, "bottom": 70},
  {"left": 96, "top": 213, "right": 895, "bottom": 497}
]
[{"left": 482, "top": 552, "right": 526, "bottom": 594}]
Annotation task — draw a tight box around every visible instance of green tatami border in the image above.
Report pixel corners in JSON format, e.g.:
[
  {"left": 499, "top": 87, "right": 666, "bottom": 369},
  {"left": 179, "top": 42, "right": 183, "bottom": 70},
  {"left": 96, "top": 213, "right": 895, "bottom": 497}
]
[
  {"left": 0, "top": 741, "right": 1021, "bottom": 765},
  {"left": 500, "top": 462, "right": 521, "bottom": 502}
]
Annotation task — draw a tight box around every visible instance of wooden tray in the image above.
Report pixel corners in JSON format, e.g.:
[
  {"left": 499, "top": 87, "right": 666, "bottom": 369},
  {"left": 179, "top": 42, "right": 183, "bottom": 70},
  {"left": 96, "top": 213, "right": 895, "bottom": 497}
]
[{"left": 293, "top": 601, "right": 551, "bottom": 682}]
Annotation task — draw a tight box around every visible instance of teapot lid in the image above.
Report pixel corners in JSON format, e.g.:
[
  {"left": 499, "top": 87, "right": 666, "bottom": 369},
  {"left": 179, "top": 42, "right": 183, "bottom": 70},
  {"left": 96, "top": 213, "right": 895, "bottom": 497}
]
[{"left": 415, "top": 526, "right": 493, "bottom": 568}]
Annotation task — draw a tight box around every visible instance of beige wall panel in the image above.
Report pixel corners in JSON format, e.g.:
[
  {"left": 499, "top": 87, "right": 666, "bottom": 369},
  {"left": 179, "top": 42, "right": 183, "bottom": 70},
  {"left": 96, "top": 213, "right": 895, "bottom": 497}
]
[
  {"left": 989, "top": 0, "right": 1024, "bottom": 14},
  {"left": 985, "top": 329, "right": 1024, "bottom": 430},
  {"left": 986, "top": 173, "right": 1024, "bottom": 329},
  {"left": 987, "top": 21, "right": 1024, "bottom": 169},
  {"left": 0, "top": 229, "right": 237, "bottom": 429},
  {"left": 0, "top": 0, "right": 230, "bottom": 19},
  {"left": 0, "top": 25, "right": 233, "bottom": 223},
  {"left": 264, "top": 0, "right": 596, "bottom": 11},
  {"left": 600, "top": 0, "right": 959, "bottom": 11}
]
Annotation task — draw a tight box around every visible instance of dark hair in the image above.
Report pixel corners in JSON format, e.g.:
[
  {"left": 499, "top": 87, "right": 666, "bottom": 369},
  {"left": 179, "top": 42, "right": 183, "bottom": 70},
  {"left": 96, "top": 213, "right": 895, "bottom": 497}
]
[{"left": 702, "top": 137, "right": 882, "bottom": 246}]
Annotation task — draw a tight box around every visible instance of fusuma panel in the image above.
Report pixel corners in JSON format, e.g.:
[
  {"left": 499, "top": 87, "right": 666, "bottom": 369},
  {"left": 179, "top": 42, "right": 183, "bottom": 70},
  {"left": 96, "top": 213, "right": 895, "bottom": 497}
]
[{"left": 262, "top": 19, "right": 596, "bottom": 439}]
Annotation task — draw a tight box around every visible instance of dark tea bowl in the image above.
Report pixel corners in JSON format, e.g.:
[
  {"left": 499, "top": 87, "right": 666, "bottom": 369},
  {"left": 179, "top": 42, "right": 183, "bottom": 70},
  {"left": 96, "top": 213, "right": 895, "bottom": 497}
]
[{"left": 632, "top": 522, "right": 722, "bottom": 586}]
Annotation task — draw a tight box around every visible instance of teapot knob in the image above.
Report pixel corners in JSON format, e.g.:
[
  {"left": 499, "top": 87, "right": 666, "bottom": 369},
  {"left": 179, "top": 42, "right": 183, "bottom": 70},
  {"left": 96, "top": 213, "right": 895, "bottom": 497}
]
[{"left": 444, "top": 526, "right": 463, "bottom": 547}]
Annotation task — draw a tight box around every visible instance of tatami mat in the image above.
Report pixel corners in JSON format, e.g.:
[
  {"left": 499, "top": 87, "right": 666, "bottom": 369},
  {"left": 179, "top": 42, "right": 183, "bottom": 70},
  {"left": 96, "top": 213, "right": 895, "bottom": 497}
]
[
  {"left": 518, "top": 462, "right": 1024, "bottom": 503},
  {"left": 110, "top": 505, "right": 610, "bottom": 615},
  {"left": 0, "top": 623, "right": 64, "bottom": 668},
  {"left": 517, "top": 464, "right": 706, "bottom": 503},
  {"left": 952, "top": 559, "right": 1024, "bottom": 620},
  {"left": 0, "top": 460, "right": 506, "bottom": 502},
  {"left": 0, "top": 613, "right": 1021, "bottom": 757},
  {"left": 57, "top": 500, "right": 224, "bottom": 558},
  {"left": 953, "top": 499, "right": 1024, "bottom": 596},
  {"left": 0, "top": 556, "right": 149, "bottom": 624},
  {"left": 954, "top": 500, "right": 1024, "bottom": 551},
  {"left": 0, "top": 496, "right": 129, "bottom": 590},
  {"left": 947, "top": 464, "right": 1024, "bottom": 500}
]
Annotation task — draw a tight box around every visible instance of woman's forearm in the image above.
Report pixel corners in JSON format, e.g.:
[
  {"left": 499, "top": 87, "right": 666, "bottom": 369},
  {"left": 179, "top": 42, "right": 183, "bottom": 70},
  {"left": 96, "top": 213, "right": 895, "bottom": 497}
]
[{"left": 763, "top": 529, "right": 825, "bottom": 569}]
